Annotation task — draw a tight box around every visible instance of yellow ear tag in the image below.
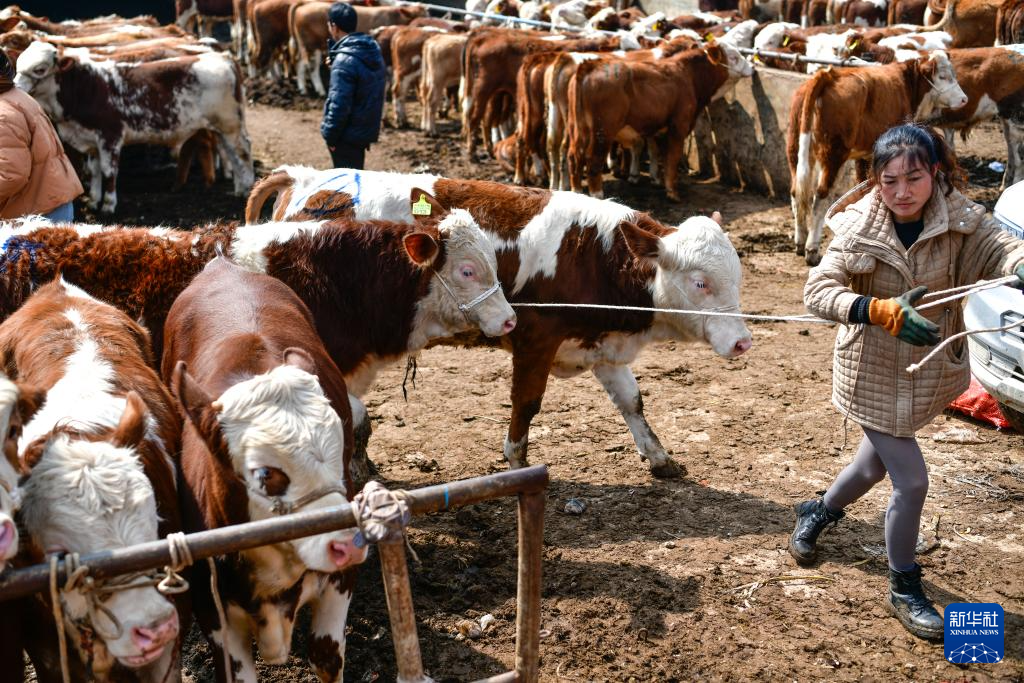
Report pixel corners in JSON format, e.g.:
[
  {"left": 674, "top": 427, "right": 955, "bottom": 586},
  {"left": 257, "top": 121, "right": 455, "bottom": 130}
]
[
  {"left": 412, "top": 194, "right": 432, "bottom": 216},
  {"left": 705, "top": 32, "right": 714, "bottom": 41},
  {"left": 782, "top": 35, "right": 790, "bottom": 47},
  {"left": 850, "top": 39, "right": 860, "bottom": 50}
]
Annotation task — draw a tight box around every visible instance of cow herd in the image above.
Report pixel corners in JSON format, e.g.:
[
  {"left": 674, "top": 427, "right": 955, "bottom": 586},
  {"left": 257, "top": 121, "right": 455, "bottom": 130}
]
[{"left": 0, "top": 161, "right": 754, "bottom": 680}]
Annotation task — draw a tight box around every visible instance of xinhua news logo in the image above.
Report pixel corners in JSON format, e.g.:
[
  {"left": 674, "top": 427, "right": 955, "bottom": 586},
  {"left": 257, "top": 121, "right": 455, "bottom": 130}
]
[{"left": 944, "top": 603, "right": 1004, "bottom": 664}]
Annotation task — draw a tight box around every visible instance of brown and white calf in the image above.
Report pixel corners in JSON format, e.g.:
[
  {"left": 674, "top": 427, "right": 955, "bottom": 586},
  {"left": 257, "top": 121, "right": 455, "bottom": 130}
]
[
  {"left": 568, "top": 42, "right": 752, "bottom": 201},
  {"left": 14, "top": 40, "right": 254, "bottom": 213},
  {"left": 0, "top": 279, "right": 183, "bottom": 682},
  {"left": 786, "top": 51, "right": 968, "bottom": 265},
  {"left": 246, "top": 168, "right": 753, "bottom": 478},
  {"left": 164, "top": 257, "right": 366, "bottom": 683}
]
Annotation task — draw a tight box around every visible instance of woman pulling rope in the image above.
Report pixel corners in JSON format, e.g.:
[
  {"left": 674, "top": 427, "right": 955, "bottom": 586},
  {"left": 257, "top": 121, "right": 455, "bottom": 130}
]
[{"left": 793, "top": 123, "right": 1024, "bottom": 640}]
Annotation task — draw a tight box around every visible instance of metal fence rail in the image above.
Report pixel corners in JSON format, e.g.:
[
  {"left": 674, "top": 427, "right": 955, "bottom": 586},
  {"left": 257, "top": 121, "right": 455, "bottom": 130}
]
[
  {"left": 0, "top": 465, "right": 549, "bottom": 683},
  {"left": 397, "top": 0, "right": 618, "bottom": 34},
  {"left": 737, "top": 46, "right": 883, "bottom": 68}
]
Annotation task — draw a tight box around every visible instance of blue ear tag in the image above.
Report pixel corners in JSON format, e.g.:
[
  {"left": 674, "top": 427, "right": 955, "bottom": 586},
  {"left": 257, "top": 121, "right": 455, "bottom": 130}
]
[
  {"left": 412, "top": 194, "right": 432, "bottom": 216},
  {"left": 353, "top": 530, "right": 367, "bottom": 548}
]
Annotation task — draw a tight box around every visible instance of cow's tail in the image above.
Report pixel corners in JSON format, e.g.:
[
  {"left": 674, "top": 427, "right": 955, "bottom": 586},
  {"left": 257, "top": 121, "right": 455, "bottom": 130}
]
[
  {"left": 244, "top": 170, "right": 293, "bottom": 223},
  {"left": 287, "top": 1, "right": 301, "bottom": 65},
  {"left": 918, "top": 0, "right": 955, "bottom": 31},
  {"left": 791, "top": 70, "right": 832, "bottom": 198}
]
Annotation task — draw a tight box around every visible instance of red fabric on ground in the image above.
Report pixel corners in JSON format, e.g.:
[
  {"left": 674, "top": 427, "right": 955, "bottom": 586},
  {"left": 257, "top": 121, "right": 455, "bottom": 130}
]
[{"left": 948, "top": 377, "right": 1013, "bottom": 430}]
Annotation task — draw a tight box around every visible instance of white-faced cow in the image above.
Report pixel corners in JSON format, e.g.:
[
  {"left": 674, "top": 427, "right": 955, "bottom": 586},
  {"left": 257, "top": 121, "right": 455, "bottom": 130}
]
[
  {"left": 14, "top": 40, "right": 254, "bottom": 213},
  {"left": 246, "top": 167, "right": 753, "bottom": 478},
  {"left": 164, "top": 257, "right": 366, "bottom": 683},
  {"left": 0, "top": 279, "right": 184, "bottom": 683}
]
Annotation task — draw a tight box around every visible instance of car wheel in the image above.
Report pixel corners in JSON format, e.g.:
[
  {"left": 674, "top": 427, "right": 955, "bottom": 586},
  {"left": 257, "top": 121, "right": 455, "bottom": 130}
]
[{"left": 998, "top": 401, "right": 1024, "bottom": 433}]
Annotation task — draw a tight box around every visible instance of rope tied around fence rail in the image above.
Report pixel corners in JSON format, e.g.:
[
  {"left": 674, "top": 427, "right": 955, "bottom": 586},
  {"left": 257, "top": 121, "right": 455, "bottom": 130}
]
[
  {"left": 352, "top": 481, "right": 419, "bottom": 561},
  {"left": 163, "top": 532, "right": 233, "bottom": 682}
]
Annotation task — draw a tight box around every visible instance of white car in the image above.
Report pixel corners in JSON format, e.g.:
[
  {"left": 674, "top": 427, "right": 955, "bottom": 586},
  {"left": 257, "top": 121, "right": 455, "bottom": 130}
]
[{"left": 964, "top": 180, "right": 1024, "bottom": 432}]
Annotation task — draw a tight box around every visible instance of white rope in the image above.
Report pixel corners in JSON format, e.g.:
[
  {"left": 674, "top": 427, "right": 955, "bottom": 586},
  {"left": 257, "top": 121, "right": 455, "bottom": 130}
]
[
  {"left": 510, "top": 301, "right": 832, "bottom": 323},
  {"left": 49, "top": 555, "right": 72, "bottom": 683},
  {"left": 907, "top": 320, "right": 1023, "bottom": 374},
  {"left": 916, "top": 275, "right": 1020, "bottom": 311}
]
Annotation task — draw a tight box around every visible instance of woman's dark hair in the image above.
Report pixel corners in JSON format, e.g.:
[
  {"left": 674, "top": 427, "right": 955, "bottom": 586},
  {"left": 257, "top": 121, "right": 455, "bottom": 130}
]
[
  {"left": 0, "top": 49, "right": 14, "bottom": 94},
  {"left": 869, "top": 122, "right": 965, "bottom": 194}
]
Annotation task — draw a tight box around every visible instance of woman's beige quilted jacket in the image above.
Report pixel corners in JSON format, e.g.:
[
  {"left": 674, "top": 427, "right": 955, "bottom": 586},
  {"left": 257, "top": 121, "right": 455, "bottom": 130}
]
[{"left": 804, "top": 181, "right": 1024, "bottom": 437}]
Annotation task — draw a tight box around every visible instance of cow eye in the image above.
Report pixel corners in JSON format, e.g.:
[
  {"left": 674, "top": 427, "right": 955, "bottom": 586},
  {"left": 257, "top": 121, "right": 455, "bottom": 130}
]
[{"left": 252, "top": 467, "right": 290, "bottom": 496}]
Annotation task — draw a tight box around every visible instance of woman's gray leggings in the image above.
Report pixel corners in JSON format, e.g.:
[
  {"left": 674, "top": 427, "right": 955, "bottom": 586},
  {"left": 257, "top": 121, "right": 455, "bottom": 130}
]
[{"left": 822, "top": 427, "right": 929, "bottom": 571}]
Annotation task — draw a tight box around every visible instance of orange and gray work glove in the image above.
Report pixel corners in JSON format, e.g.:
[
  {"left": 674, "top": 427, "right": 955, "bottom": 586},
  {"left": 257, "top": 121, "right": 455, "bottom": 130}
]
[{"left": 868, "top": 285, "right": 941, "bottom": 346}]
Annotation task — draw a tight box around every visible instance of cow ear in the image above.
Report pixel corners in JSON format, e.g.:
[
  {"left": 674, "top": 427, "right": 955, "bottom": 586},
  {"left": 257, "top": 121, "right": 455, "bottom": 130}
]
[
  {"left": 402, "top": 231, "right": 440, "bottom": 267},
  {"left": 409, "top": 188, "right": 445, "bottom": 225},
  {"left": 0, "top": 17, "right": 21, "bottom": 32},
  {"left": 711, "top": 211, "right": 723, "bottom": 225},
  {"left": 111, "top": 391, "right": 149, "bottom": 450},
  {"left": 14, "top": 383, "right": 45, "bottom": 427},
  {"left": 172, "top": 361, "right": 232, "bottom": 462},
  {"left": 172, "top": 361, "right": 217, "bottom": 421},
  {"left": 57, "top": 56, "right": 75, "bottom": 72},
  {"left": 619, "top": 221, "right": 661, "bottom": 261},
  {"left": 282, "top": 347, "right": 316, "bottom": 375}
]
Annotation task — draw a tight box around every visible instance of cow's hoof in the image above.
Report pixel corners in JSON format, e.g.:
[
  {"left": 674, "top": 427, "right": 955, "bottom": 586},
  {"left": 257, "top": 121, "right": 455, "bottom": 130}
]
[
  {"left": 805, "top": 250, "right": 821, "bottom": 267},
  {"left": 666, "top": 193, "right": 682, "bottom": 203},
  {"left": 650, "top": 459, "right": 686, "bottom": 479},
  {"left": 795, "top": 243, "right": 806, "bottom": 256}
]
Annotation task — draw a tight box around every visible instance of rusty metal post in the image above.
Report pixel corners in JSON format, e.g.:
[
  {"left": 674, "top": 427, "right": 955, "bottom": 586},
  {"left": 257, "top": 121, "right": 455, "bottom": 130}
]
[
  {"left": 514, "top": 491, "right": 545, "bottom": 683},
  {"left": 378, "top": 538, "right": 433, "bottom": 683}
]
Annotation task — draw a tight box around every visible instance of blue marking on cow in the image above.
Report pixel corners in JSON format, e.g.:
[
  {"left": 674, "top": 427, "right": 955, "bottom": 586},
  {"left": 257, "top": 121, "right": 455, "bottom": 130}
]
[
  {"left": 286, "top": 170, "right": 362, "bottom": 217},
  {"left": 0, "top": 236, "right": 43, "bottom": 277}
]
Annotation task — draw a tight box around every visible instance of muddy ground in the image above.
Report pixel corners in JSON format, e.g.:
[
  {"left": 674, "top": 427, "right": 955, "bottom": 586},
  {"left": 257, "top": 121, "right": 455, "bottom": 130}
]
[{"left": 85, "top": 85, "right": 1023, "bottom": 683}]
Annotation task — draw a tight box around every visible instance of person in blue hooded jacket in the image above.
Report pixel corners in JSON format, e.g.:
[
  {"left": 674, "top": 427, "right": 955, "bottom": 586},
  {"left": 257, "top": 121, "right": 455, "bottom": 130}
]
[{"left": 320, "top": 2, "right": 386, "bottom": 169}]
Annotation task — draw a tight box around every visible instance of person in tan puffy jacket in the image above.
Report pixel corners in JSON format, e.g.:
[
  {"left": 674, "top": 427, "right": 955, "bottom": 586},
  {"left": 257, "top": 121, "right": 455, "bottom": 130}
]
[
  {"left": 790, "top": 124, "right": 1024, "bottom": 641},
  {"left": 0, "top": 48, "right": 81, "bottom": 221}
]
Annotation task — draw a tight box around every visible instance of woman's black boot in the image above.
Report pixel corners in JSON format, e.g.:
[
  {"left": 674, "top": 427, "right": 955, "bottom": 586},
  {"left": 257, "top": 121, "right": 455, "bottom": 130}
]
[
  {"left": 788, "top": 497, "right": 844, "bottom": 565},
  {"left": 887, "top": 564, "right": 944, "bottom": 640}
]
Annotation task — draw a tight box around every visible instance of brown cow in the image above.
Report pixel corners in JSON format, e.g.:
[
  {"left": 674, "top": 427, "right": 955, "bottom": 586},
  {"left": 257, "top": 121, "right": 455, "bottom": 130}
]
[
  {"left": 292, "top": 2, "right": 426, "bottom": 96},
  {"left": 996, "top": 0, "right": 1024, "bottom": 41},
  {"left": 249, "top": 0, "right": 306, "bottom": 78},
  {"left": 460, "top": 28, "right": 617, "bottom": 155},
  {"left": 420, "top": 32, "right": 467, "bottom": 134},
  {"left": 163, "top": 257, "right": 366, "bottom": 683},
  {"left": 889, "top": 0, "right": 929, "bottom": 22},
  {"left": 787, "top": 51, "right": 968, "bottom": 264},
  {"left": 923, "top": 0, "right": 1001, "bottom": 46},
  {"left": 568, "top": 42, "right": 753, "bottom": 201},
  {"left": 0, "top": 279, "right": 184, "bottom": 682},
  {"left": 391, "top": 25, "right": 450, "bottom": 127}
]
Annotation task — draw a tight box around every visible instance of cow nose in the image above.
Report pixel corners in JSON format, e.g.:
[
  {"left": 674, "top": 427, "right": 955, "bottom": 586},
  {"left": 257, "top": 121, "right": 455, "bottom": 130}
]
[
  {"left": 0, "top": 519, "right": 15, "bottom": 557},
  {"left": 328, "top": 537, "right": 368, "bottom": 569},
  {"left": 732, "top": 338, "right": 753, "bottom": 356},
  {"left": 502, "top": 315, "right": 517, "bottom": 334},
  {"left": 132, "top": 613, "right": 179, "bottom": 650}
]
